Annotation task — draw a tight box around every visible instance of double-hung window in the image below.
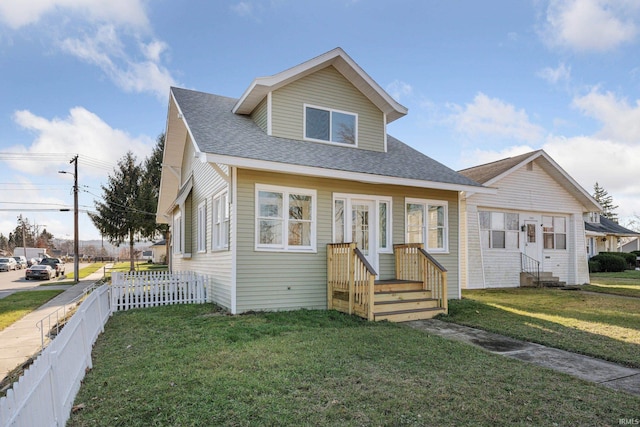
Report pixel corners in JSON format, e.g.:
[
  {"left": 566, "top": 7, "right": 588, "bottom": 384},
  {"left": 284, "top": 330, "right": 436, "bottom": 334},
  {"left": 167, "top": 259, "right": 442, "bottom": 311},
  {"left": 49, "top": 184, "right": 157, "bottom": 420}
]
[
  {"left": 543, "top": 216, "right": 567, "bottom": 249},
  {"left": 197, "top": 201, "right": 207, "bottom": 253},
  {"left": 212, "top": 191, "right": 229, "bottom": 250},
  {"left": 256, "top": 185, "right": 316, "bottom": 252},
  {"left": 479, "top": 211, "right": 519, "bottom": 249},
  {"left": 172, "top": 212, "right": 182, "bottom": 254},
  {"left": 304, "top": 105, "right": 357, "bottom": 145},
  {"left": 405, "top": 199, "right": 448, "bottom": 252}
]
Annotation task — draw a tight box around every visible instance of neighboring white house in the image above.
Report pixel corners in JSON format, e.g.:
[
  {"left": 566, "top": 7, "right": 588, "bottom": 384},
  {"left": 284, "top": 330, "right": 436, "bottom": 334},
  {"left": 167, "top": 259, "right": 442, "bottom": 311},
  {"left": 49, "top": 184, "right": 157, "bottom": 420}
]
[
  {"left": 156, "top": 48, "right": 493, "bottom": 320},
  {"left": 585, "top": 215, "right": 640, "bottom": 256},
  {"left": 150, "top": 240, "right": 167, "bottom": 264},
  {"left": 458, "top": 150, "right": 601, "bottom": 288}
]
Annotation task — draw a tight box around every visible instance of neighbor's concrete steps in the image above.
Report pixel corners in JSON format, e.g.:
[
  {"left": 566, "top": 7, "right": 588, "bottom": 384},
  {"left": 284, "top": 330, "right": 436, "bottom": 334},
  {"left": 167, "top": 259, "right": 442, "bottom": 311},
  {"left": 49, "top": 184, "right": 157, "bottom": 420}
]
[{"left": 520, "top": 271, "right": 566, "bottom": 288}]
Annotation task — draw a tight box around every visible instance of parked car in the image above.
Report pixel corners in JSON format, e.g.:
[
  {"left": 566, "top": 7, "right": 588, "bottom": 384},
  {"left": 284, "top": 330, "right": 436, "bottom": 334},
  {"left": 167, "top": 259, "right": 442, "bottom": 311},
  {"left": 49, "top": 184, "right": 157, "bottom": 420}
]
[
  {"left": 12, "top": 256, "right": 27, "bottom": 269},
  {"left": 0, "top": 257, "right": 18, "bottom": 272},
  {"left": 25, "top": 264, "right": 55, "bottom": 280},
  {"left": 28, "top": 258, "right": 42, "bottom": 267},
  {"left": 39, "top": 257, "right": 65, "bottom": 277}
]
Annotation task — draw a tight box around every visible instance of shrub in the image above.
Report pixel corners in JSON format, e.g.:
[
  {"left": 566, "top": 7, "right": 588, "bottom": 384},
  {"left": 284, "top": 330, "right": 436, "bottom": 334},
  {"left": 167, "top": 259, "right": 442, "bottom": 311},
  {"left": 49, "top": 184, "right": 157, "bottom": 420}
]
[
  {"left": 588, "top": 260, "right": 601, "bottom": 273},
  {"left": 590, "top": 254, "right": 627, "bottom": 272},
  {"left": 599, "top": 252, "right": 636, "bottom": 269}
]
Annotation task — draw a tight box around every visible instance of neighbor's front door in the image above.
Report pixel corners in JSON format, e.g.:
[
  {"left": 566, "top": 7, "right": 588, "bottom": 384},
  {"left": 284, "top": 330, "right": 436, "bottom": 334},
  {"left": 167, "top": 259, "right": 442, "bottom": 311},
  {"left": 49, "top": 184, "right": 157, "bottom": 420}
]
[
  {"left": 351, "top": 199, "right": 377, "bottom": 272},
  {"left": 524, "top": 220, "right": 540, "bottom": 262}
]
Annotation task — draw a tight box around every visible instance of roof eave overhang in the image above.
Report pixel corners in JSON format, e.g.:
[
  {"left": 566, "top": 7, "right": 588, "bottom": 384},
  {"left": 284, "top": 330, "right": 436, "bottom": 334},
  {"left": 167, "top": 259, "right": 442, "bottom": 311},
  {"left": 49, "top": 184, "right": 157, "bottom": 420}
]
[
  {"left": 201, "top": 152, "right": 495, "bottom": 194},
  {"left": 232, "top": 47, "right": 408, "bottom": 123}
]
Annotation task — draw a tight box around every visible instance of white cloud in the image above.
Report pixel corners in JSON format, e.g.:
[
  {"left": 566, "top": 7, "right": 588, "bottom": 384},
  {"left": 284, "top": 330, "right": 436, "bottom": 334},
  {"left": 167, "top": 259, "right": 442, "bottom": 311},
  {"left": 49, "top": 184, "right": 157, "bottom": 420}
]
[
  {"left": 0, "top": 0, "right": 149, "bottom": 29},
  {"left": 572, "top": 88, "right": 640, "bottom": 143},
  {"left": 537, "top": 62, "right": 571, "bottom": 85},
  {"left": 60, "top": 26, "right": 177, "bottom": 99},
  {"left": 386, "top": 80, "right": 413, "bottom": 102},
  {"left": 231, "top": 2, "right": 254, "bottom": 17},
  {"left": 542, "top": 0, "right": 640, "bottom": 52},
  {"left": 9, "top": 107, "right": 153, "bottom": 177},
  {"left": 449, "top": 93, "right": 545, "bottom": 143}
]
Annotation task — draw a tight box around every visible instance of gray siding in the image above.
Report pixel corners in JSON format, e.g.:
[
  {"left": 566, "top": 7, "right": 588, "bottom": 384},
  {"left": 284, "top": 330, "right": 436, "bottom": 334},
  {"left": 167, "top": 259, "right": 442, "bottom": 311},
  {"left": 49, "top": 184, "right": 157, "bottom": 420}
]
[
  {"left": 271, "top": 66, "right": 385, "bottom": 152},
  {"left": 235, "top": 169, "right": 460, "bottom": 313}
]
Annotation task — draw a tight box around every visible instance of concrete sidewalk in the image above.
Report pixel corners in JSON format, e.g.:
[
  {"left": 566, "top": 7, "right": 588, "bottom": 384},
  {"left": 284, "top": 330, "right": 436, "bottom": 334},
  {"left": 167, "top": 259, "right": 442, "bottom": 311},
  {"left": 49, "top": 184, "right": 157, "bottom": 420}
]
[
  {"left": 407, "top": 319, "right": 640, "bottom": 396},
  {"left": 0, "top": 267, "right": 109, "bottom": 382}
]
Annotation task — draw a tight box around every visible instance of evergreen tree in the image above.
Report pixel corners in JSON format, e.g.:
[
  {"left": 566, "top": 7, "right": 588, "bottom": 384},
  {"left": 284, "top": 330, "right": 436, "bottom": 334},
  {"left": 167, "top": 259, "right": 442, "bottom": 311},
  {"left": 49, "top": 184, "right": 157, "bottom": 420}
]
[
  {"left": 593, "top": 182, "right": 619, "bottom": 222},
  {"left": 90, "top": 151, "right": 148, "bottom": 271},
  {"left": 0, "top": 233, "right": 8, "bottom": 253}
]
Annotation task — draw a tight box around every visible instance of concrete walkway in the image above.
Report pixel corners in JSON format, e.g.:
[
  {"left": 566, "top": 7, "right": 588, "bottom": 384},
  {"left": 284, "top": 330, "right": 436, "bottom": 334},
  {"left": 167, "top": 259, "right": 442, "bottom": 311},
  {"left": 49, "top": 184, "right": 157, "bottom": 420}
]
[
  {"left": 407, "top": 319, "right": 640, "bottom": 396},
  {"left": 0, "top": 267, "right": 109, "bottom": 382}
]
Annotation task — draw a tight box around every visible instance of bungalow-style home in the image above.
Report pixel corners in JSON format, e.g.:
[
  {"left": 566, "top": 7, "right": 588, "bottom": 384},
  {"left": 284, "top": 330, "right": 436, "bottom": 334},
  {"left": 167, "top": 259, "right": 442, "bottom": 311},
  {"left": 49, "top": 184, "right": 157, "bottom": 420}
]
[
  {"left": 458, "top": 150, "right": 601, "bottom": 288},
  {"left": 585, "top": 215, "right": 640, "bottom": 256},
  {"left": 156, "top": 48, "right": 493, "bottom": 321}
]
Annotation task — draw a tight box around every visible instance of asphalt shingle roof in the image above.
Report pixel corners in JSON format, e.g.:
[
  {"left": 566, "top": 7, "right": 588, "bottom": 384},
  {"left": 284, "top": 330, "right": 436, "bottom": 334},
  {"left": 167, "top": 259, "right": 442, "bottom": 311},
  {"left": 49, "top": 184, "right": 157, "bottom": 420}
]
[
  {"left": 458, "top": 150, "right": 541, "bottom": 184},
  {"left": 585, "top": 216, "right": 640, "bottom": 236},
  {"left": 172, "top": 87, "right": 484, "bottom": 188}
]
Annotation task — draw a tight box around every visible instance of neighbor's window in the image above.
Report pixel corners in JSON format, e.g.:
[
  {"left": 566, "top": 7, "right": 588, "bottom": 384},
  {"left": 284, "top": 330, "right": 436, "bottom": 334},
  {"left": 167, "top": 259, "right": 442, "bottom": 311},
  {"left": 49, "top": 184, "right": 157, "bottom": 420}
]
[
  {"left": 212, "top": 191, "right": 229, "bottom": 250},
  {"left": 305, "top": 105, "right": 357, "bottom": 145},
  {"left": 543, "top": 216, "right": 566, "bottom": 250},
  {"left": 197, "top": 201, "right": 207, "bottom": 253},
  {"left": 405, "top": 199, "right": 448, "bottom": 252},
  {"left": 479, "top": 211, "right": 519, "bottom": 249},
  {"left": 256, "top": 185, "right": 316, "bottom": 251}
]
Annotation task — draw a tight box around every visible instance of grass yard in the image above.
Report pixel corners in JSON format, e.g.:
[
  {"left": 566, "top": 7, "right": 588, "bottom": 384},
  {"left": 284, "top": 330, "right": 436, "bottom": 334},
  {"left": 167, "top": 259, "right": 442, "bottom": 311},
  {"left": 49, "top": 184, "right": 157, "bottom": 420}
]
[
  {"left": 0, "top": 290, "right": 64, "bottom": 331},
  {"left": 584, "top": 270, "right": 640, "bottom": 298},
  {"left": 442, "top": 288, "right": 640, "bottom": 368},
  {"left": 68, "top": 306, "right": 638, "bottom": 427}
]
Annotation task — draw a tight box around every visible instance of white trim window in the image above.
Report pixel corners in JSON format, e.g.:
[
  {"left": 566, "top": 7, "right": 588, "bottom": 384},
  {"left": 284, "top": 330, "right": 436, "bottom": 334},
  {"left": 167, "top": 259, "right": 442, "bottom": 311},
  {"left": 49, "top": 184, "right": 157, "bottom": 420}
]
[
  {"left": 172, "top": 211, "right": 182, "bottom": 254},
  {"left": 256, "top": 184, "right": 316, "bottom": 252},
  {"left": 479, "top": 211, "right": 519, "bottom": 250},
  {"left": 304, "top": 104, "right": 357, "bottom": 146},
  {"left": 332, "top": 195, "right": 392, "bottom": 253},
  {"left": 197, "top": 201, "right": 207, "bottom": 253},
  {"left": 213, "top": 191, "right": 229, "bottom": 250},
  {"left": 543, "top": 216, "right": 567, "bottom": 250},
  {"left": 405, "top": 199, "right": 448, "bottom": 252}
]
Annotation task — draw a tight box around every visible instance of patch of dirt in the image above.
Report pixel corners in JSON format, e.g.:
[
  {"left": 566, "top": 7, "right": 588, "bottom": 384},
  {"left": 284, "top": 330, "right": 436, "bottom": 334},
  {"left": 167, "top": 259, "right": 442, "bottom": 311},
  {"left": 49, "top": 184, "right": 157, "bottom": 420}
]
[{"left": 470, "top": 337, "right": 529, "bottom": 353}]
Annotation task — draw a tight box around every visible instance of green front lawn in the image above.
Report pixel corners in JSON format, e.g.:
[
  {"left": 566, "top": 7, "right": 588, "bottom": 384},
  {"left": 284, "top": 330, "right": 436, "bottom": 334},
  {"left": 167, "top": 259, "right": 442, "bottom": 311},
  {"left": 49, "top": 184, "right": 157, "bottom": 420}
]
[
  {"left": 441, "top": 288, "right": 640, "bottom": 367},
  {"left": 0, "top": 290, "right": 64, "bottom": 331},
  {"left": 584, "top": 270, "right": 640, "bottom": 298},
  {"left": 69, "top": 306, "right": 638, "bottom": 426}
]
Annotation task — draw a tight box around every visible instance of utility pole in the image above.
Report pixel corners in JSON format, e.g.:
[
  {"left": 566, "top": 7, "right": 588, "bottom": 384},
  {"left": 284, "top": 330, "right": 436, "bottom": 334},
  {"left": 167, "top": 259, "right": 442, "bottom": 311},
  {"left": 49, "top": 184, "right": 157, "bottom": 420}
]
[
  {"left": 72, "top": 155, "right": 79, "bottom": 283},
  {"left": 18, "top": 215, "right": 27, "bottom": 259}
]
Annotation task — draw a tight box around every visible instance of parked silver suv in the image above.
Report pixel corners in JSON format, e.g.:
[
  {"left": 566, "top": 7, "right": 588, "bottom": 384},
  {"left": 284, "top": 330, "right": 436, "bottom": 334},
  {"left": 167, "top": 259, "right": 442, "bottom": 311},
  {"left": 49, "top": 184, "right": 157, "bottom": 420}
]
[{"left": 12, "top": 256, "right": 27, "bottom": 269}]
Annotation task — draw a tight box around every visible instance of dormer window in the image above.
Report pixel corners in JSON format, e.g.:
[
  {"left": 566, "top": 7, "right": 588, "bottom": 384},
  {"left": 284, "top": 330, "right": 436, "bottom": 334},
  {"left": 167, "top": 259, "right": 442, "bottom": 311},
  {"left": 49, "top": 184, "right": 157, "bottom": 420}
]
[{"left": 304, "top": 105, "right": 357, "bottom": 145}]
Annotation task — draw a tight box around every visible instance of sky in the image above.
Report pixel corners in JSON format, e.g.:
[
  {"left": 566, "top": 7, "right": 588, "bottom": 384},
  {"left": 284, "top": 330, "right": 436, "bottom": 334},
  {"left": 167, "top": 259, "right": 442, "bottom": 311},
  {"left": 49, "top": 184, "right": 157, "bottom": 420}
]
[{"left": 1, "top": 0, "right": 640, "bottom": 244}]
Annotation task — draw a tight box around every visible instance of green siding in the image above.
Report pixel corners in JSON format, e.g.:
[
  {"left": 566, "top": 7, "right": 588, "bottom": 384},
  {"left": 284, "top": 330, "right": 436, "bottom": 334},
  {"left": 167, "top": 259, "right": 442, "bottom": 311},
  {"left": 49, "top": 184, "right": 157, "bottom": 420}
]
[
  {"left": 235, "top": 169, "right": 460, "bottom": 313},
  {"left": 271, "top": 66, "right": 385, "bottom": 152},
  {"left": 251, "top": 97, "right": 268, "bottom": 133}
]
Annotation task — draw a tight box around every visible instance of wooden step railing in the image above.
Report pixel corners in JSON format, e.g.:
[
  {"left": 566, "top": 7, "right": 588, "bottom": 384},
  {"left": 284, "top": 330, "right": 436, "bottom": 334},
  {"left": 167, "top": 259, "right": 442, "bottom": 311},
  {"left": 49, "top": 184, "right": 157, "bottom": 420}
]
[
  {"left": 394, "top": 243, "right": 448, "bottom": 313},
  {"left": 327, "top": 243, "right": 376, "bottom": 320}
]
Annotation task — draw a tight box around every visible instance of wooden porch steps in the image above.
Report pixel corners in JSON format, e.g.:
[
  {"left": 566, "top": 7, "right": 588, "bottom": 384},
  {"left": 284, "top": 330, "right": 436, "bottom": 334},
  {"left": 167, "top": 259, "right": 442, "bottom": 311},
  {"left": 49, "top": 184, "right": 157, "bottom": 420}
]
[{"left": 373, "top": 280, "right": 445, "bottom": 322}]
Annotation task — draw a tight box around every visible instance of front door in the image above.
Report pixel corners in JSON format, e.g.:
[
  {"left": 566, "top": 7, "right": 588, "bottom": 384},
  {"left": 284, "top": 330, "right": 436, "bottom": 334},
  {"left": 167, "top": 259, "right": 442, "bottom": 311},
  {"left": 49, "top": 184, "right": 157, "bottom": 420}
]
[
  {"left": 351, "top": 199, "right": 377, "bottom": 272},
  {"left": 524, "top": 220, "right": 540, "bottom": 262}
]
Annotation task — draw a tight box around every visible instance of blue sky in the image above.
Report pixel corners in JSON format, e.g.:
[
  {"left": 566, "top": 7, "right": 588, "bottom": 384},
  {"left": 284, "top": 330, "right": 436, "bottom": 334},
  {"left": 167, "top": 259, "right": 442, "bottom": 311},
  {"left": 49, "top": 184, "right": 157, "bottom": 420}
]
[{"left": 1, "top": 0, "right": 639, "bottom": 242}]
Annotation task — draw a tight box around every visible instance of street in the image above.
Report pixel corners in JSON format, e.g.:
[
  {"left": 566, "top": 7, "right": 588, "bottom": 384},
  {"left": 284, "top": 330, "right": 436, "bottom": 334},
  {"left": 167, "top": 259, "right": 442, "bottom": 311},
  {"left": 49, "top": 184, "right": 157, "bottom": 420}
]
[{"left": 0, "top": 264, "right": 85, "bottom": 299}]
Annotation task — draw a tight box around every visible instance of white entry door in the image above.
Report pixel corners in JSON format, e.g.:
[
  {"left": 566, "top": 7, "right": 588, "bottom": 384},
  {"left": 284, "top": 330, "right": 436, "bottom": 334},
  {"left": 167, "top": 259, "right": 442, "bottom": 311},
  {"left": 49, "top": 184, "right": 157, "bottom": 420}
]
[
  {"left": 524, "top": 220, "right": 540, "bottom": 262},
  {"left": 351, "top": 199, "right": 377, "bottom": 272}
]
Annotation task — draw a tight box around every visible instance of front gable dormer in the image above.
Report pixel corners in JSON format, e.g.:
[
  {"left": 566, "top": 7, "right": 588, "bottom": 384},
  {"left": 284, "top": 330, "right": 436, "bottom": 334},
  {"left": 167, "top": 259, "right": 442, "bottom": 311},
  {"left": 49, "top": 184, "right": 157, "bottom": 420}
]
[{"left": 233, "top": 48, "right": 407, "bottom": 153}]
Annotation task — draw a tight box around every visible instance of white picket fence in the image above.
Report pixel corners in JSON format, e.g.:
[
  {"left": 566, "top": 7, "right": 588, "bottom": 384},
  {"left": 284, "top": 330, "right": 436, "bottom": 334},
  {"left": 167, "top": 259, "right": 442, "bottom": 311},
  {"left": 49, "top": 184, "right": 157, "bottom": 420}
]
[
  {"left": 111, "top": 271, "right": 208, "bottom": 311},
  {"left": 0, "top": 285, "right": 110, "bottom": 427},
  {"left": 0, "top": 271, "right": 209, "bottom": 427}
]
